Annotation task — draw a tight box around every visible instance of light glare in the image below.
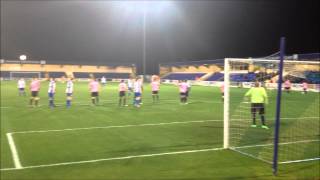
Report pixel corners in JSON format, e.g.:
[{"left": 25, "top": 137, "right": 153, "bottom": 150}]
[{"left": 19, "top": 55, "right": 27, "bottom": 61}]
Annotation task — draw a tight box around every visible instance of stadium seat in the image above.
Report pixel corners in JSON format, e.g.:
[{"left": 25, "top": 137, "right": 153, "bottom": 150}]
[{"left": 162, "top": 73, "right": 206, "bottom": 80}]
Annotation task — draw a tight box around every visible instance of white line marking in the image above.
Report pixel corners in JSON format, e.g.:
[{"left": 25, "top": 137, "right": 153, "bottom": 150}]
[
  {"left": 230, "top": 117, "right": 319, "bottom": 121},
  {"left": 9, "top": 116, "right": 320, "bottom": 135},
  {"left": 233, "top": 139, "right": 320, "bottom": 149},
  {"left": 10, "top": 119, "right": 226, "bottom": 134},
  {"left": 0, "top": 107, "right": 10, "bottom": 109},
  {"left": 0, "top": 147, "right": 223, "bottom": 171},
  {"left": 229, "top": 148, "right": 272, "bottom": 164},
  {"left": 279, "top": 158, "right": 320, "bottom": 164},
  {"left": 6, "top": 133, "right": 23, "bottom": 169}
]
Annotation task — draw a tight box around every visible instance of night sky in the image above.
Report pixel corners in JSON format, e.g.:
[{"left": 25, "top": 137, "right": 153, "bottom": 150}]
[{"left": 1, "top": 0, "right": 319, "bottom": 74}]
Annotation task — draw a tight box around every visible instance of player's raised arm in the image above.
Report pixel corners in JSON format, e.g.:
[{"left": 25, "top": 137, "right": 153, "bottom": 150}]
[{"left": 245, "top": 88, "right": 253, "bottom": 97}]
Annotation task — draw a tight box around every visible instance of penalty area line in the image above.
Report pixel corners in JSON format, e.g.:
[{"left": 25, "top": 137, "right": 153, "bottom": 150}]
[
  {"left": 10, "top": 119, "right": 227, "bottom": 134},
  {"left": 6, "top": 133, "right": 23, "bottom": 169},
  {"left": 0, "top": 147, "right": 224, "bottom": 171}
]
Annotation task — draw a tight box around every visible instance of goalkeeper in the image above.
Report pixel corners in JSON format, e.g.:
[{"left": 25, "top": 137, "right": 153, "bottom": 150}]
[{"left": 245, "top": 81, "right": 269, "bottom": 129}]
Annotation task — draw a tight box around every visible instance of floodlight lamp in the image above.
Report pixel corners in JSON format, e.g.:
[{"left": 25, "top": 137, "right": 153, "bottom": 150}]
[
  {"left": 19, "top": 55, "right": 27, "bottom": 61},
  {"left": 113, "top": 1, "right": 174, "bottom": 13}
]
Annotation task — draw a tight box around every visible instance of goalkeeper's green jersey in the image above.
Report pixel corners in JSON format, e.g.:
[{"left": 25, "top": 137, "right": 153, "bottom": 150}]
[{"left": 245, "top": 87, "right": 268, "bottom": 104}]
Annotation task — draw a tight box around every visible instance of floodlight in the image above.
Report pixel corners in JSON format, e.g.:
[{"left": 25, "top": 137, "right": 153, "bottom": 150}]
[{"left": 19, "top": 55, "right": 27, "bottom": 61}]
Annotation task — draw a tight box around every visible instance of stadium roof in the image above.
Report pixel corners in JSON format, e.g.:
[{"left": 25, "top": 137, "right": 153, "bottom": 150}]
[{"left": 160, "top": 53, "right": 320, "bottom": 66}]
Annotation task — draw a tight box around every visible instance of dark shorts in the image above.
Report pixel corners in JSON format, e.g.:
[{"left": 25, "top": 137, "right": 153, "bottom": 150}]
[
  {"left": 251, "top": 103, "right": 265, "bottom": 115},
  {"left": 19, "top": 88, "right": 25, "bottom": 91},
  {"left": 152, "top": 91, "right": 158, "bottom": 95},
  {"left": 134, "top": 92, "right": 141, "bottom": 97},
  {"left": 180, "top": 92, "right": 186, "bottom": 97},
  {"left": 285, "top": 87, "right": 290, "bottom": 90},
  {"left": 31, "top": 91, "right": 38, "bottom": 97},
  {"left": 186, "top": 91, "right": 189, "bottom": 97},
  {"left": 91, "top": 92, "right": 99, "bottom": 97},
  {"left": 66, "top": 93, "right": 72, "bottom": 97},
  {"left": 48, "top": 92, "right": 54, "bottom": 98},
  {"left": 119, "top": 91, "right": 126, "bottom": 97},
  {"left": 221, "top": 92, "right": 224, "bottom": 96}
]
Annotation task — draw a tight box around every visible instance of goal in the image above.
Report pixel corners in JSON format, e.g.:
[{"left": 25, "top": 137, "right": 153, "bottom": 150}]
[
  {"left": 10, "top": 71, "right": 42, "bottom": 80},
  {"left": 223, "top": 57, "right": 320, "bottom": 173}
]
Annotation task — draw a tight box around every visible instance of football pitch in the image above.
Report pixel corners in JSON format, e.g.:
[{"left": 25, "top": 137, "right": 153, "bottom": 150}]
[{"left": 1, "top": 81, "right": 319, "bottom": 180}]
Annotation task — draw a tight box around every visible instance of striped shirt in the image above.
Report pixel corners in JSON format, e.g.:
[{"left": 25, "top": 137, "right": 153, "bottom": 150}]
[
  {"left": 127, "top": 79, "right": 133, "bottom": 88},
  {"left": 66, "top": 80, "right": 73, "bottom": 93},
  {"left": 18, "top": 80, "right": 26, "bottom": 88},
  {"left": 48, "top": 80, "right": 56, "bottom": 93},
  {"left": 134, "top": 80, "right": 142, "bottom": 93}
]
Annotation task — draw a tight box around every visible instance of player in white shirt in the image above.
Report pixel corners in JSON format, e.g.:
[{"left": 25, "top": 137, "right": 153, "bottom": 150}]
[
  {"left": 17, "top": 78, "right": 26, "bottom": 96},
  {"left": 127, "top": 78, "right": 133, "bottom": 96},
  {"left": 133, "top": 77, "right": 143, "bottom": 107},
  {"left": 66, "top": 77, "right": 74, "bottom": 108},
  {"left": 101, "top": 76, "right": 107, "bottom": 86},
  {"left": 48, "top": 78, "right": 56, "bottom": 108}
]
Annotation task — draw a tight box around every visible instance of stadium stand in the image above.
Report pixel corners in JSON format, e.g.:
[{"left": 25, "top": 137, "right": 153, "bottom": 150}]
[
  {"left": 0, "top": 62, "right": 135, "bottom": 80},
  {"left": 91, "top": 72, "right": 131, "bottom": 79},
  {"left": 0, "top": 71, "right": 10, "bottom": 78},
  {"left": 230, "top": 72, "right": 256, "bottom": 82},
  {"left": 47, "top": 72, "right": 66, "bottom": 78},
  {"left": 0, "top": 71, "right": 45, "bottom": 79},
  {"left": 73, "top": 72, "right": 90, "bottom": 79},
  {"left": 73, "top": 72, "right": 131, "bottom": 79},
  {"left": 205, "top": 72, "right": 224, "bottom": 81},
  {"left": 305, "top": 71, "right": 320, "bottom": 84},
  {"left": 162, "top": 73, "right": 206, "bottom": 80},
  {"left": 298, "top": 53, "right": 320, "bottom": 60}
]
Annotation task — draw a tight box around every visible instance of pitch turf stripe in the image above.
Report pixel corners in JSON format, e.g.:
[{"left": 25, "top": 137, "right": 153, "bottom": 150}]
[
  {"left": 0, "top": 147, "right": 224, "bottom": 171},
  {"left": 10, "top": 119, "right": 226, "bottom": 134},
  {"left": 6, "top": 133, "right": 23, "bottom": 169},
  {"left": 0, "top": 99, "right": 222, "bottom": 109}
]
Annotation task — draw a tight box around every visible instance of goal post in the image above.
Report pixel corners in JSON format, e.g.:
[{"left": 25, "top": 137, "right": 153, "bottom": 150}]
[
  {"left": 223, "top": 58, "right": 230, "bottom": 149},
  {"left": 9, "top": 71, "right": 41, "bottom": 80},
  {"left": 223, "top": 56, "right": 320, "bottom": 173}
]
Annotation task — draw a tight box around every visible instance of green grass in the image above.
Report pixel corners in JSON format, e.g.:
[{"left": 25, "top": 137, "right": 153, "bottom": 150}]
[{"left": 1, "top": 80, "right": 319, "bottom": 180}]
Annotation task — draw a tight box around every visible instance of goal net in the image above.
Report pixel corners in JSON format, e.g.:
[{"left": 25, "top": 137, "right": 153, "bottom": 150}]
[
  {"left": 223, "top": 58, "right": 320, "bottom": 166},
  {"left": 10, "top": 71, "right": 42, "bottom": 80}
]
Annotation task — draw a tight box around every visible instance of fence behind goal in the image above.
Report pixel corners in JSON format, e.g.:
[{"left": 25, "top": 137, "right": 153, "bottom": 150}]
[{"left": 223, "top": 58, "right": 320, "bottom": 166}]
